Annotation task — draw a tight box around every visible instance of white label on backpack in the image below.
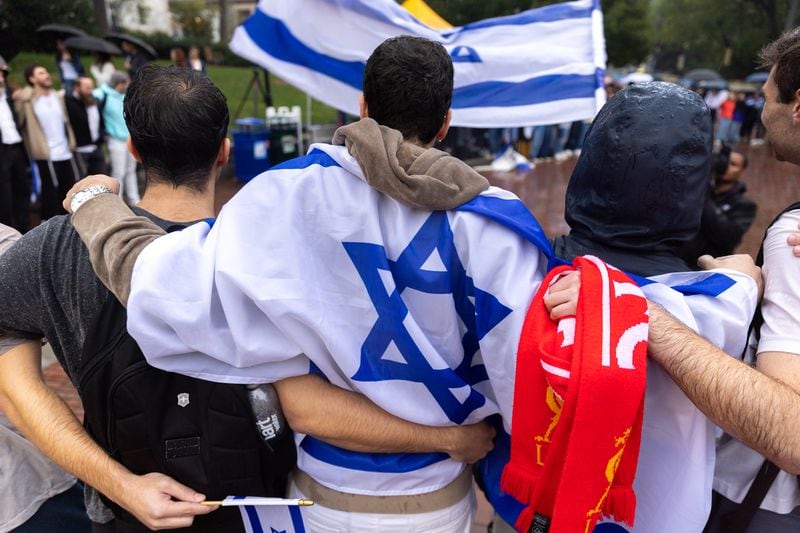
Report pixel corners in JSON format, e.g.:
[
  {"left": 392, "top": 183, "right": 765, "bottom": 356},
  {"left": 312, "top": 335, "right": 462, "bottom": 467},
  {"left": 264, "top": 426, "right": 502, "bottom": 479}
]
[{"left": 177, "top": 393, "right": 190, "bottom": 408}]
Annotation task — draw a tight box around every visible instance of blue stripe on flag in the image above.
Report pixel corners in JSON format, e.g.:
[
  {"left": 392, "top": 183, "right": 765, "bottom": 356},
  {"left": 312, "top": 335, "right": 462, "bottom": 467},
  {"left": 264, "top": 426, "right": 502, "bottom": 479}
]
[
  {"left": 243, "top": 10, "right": 364, "bottom": 90},
  {"left": 453, "top": 70, "right": 602, "bottom": 109},
  {"left": 289, "top": 505, "right": 306, "bottom": 533},
  {"left": 242, "top": 8, "right": 600, "bottom": 110},
  {"left": 300, "top": 436, "right": 448, "bottom": 473},
  {"left": 315, "top": 0, "right": 427, "bottom": 30},
  {"left": 442, "top": 2, "right": 594, "bottom": 36},
  {"left": 631, "top": 272, "right": 736, "bottom": 297},
  {"left": 269, "top": 148, "right": 342, "bottom": 171},
  {"left": 670, "top": 272, "right": 736, "bottom": 297},
  {"left": 456, "top": 195, "right": 556, "bottom": 264},
  {"left": 244, "top": 505, "right": 264, "bottom": 533}
]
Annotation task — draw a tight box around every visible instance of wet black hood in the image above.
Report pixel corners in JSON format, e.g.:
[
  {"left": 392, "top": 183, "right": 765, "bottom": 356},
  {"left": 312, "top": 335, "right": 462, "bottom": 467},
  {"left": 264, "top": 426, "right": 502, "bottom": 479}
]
[{"left": 565, "top": 82, "right": 713, "bottom": 256}]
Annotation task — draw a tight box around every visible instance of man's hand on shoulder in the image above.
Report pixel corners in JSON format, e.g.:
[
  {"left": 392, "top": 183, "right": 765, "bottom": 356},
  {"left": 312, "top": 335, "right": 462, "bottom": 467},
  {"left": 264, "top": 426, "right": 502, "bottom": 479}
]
[
  {"left": 697, "top": 253, "right": 763, "bottom": 299},
  {"left": 113, "top": 471, "right": 216, "bottom": 530},
  {"left": 441, "top": 420, "right": 496, "bottom": 464},
  {"left": 63, "top": 175, "right": 120, "bottom": 214}
]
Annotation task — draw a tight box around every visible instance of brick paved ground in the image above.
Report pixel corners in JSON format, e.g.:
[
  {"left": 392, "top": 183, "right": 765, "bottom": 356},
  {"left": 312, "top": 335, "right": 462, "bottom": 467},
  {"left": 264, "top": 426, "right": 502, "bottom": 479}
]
[{"left": 33, "top": 141, "right": 794, "bottom": 531}]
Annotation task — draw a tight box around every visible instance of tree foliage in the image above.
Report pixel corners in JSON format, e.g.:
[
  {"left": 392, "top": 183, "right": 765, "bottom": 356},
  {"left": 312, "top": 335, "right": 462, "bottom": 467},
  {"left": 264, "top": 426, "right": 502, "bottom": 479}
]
[
  {"left": 0, "top": 0, "right": 95, "bottom": 60},
  {"left": 650, "top": 0, "right": 797, "bottom": 77},
  {"left": 170, "top": 0, "right": 215, "bottom": 41}
]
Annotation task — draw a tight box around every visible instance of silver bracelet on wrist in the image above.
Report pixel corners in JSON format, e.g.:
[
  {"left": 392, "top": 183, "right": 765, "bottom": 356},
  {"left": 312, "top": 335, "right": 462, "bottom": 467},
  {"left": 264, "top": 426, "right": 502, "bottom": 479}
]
[{"left": 70, "top": 185, "right": 114, "bottom": 214}]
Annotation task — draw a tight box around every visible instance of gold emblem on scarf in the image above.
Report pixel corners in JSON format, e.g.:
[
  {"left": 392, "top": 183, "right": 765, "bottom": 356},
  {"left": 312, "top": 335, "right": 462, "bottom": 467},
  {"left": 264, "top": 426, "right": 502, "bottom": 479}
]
[
  {"left": 585, "top": 427, "right": 631, "bottom": 532},
  {"left": 534, "top": 386, "right": 563, "bottom": 466}
]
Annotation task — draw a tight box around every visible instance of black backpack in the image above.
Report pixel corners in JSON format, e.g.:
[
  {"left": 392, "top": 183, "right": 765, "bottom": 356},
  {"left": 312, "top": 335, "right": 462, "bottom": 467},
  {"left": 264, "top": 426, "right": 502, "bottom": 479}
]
[
  {"left": 704, "top": 201, "right": 800, "bottom": 533},
  {"left": 77, "top": 293, "right": 297, "bottom": 530}
]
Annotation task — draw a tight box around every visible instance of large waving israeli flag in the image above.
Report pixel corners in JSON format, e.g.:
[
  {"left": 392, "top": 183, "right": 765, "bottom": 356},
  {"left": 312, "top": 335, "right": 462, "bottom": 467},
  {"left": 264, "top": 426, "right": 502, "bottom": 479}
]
[
  {"left": 125, "top": 142, "right": 757, "bottom": 531},
  {"left": 229, "top": 0, "right": 606, "bottom": 127}
]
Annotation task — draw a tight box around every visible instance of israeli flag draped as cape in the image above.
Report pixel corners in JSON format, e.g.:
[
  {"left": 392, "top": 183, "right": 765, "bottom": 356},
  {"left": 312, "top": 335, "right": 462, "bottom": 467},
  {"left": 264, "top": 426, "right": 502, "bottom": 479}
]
[
  {"left": 229, "top": 0, "right": 606, "bottom": 127},
  {"left": 126, "top": 143, "right": 757, "bottom": 532}
]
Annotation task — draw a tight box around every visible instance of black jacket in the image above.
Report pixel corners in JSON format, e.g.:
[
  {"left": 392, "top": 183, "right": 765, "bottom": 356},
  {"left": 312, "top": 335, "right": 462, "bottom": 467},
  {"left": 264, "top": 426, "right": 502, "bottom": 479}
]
[
  {"left": 65, "top": 92, "right": 104, "bottom": 148},
  {"left": 679, "top": 181, "right": 757, "bottom": 264},
  {"left": 0, "top": 86, "right": 22, "bottom": 145},
  {"left": 552, "top": 82, "right": 713, "bottom": 276}
]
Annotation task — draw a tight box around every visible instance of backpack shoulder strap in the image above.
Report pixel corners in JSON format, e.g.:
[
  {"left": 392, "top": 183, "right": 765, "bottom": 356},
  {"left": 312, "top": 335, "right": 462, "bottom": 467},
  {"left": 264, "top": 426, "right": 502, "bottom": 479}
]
[{"left": 719, "top": 201, "right": 800, "bottom": 530}]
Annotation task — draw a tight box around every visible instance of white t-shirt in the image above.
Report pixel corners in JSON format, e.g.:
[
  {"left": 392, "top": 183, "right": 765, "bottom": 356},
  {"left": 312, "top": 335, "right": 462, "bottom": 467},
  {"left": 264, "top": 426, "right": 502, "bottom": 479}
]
[
  {"left": 33, "top": 93, "right": 72, "bottom": 162},
  {"left": 59, "top": 59, "right": 78, "bottom": 81},
  {"left": 0, "top": 97, "right": 22, "bottom": 145},
  {"left": 714, "top": 209, "right": 800, "bottom": 514},
  {"left": 90, "top": 63, "right": 114, "bottom": 87}
]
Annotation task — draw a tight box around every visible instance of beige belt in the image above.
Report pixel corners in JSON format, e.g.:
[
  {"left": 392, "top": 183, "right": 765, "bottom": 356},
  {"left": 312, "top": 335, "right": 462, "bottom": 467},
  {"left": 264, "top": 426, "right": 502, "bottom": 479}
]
[{"left": 292, "top": 467, "right": 472, "bottom": 514}]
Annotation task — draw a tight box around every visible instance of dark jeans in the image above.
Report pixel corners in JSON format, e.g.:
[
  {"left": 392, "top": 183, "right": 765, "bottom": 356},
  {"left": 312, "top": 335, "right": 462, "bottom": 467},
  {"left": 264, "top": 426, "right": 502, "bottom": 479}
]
[
  {"left": 76, "top": 146, "right": 108, "bottom": 177},
  {"left": 0, "top": 142, "right": 30, "bottom": 233},
  {"left": 36, "top": 158, "right": 78, "bottom": 220},
  {"left": 12, "top": 482, "right": 91, "bottom": 532},
  {"left": 705, "top": 490, "right": 800, "bottom": 533}
]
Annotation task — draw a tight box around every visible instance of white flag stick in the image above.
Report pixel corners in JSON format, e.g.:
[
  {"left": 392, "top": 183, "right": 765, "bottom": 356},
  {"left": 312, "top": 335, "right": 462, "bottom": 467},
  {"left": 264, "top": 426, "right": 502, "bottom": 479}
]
[{"left": 201, "top": 497, "right": 314, "bottom": 507}]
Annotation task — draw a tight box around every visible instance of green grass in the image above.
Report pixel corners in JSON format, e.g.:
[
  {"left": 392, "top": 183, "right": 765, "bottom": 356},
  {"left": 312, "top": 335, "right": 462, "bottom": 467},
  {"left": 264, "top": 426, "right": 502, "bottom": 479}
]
[{"left": 7, "top": 52, "right": 340, "bottom": 125}]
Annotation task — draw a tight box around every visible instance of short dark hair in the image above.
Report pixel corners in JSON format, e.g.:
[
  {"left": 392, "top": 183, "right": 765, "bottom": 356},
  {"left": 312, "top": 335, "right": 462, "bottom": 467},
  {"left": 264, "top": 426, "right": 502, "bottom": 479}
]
[
  {"left": 736, "top": 151, "right": 749, "bottom": 170},
  {"left": 363, "top": 36, "right": 453, "bottom": 145},
  {"left": 23, "top": 64, "right": 44, "bottom": 86},
  {"left": 760, "top": 28, "right": 800, "bottom": 103},
  {"left": 124, "top": 66, "right": 229, "bottom": 190}
]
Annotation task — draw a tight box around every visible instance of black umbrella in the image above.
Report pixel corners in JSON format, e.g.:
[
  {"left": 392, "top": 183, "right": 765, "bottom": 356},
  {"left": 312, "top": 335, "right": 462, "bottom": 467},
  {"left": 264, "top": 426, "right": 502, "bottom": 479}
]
[
  {"left": 105, "top": 32, "right": 157, "bottom": 59},
  {"left": 684, "top": 68, "right": 723, "bottom": 82},
  {"left": 64, "top": 36, "right": 122, "bottom": 56},
  {"left": 745, "top": 71, "right": 769, "bottom": 84},
  {"left": 36, "top": 23, "right": 87, "bottom": 39}
]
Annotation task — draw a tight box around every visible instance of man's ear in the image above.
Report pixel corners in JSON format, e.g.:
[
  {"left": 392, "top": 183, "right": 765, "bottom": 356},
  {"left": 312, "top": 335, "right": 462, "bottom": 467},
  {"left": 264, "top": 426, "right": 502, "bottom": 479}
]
[
  {"left": 435, "top": 109, "right": 453, "bottom": 142},
  {"left": 218, "top": 138, "right": 231, "bottom": 167},
  {"left": 359, "top": 94, "right": 368, "bottom": 119},
  {"left": 126, "top": 137, "right": 142, "bottom": 162},
  {"left": 793, "top": 89, "right": 800, "bottom": 126}
]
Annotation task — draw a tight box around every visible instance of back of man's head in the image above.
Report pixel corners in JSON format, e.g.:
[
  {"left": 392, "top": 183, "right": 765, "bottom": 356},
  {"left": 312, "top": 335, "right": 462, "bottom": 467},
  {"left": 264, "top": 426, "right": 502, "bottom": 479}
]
[
  {"left": 363, "top": 36, "right": 453, "bottom": 145},
  {"left": 760, "top": 27, "right": 800, "bottom": 103},
  {"left": 124, "top": 66, "right": 229, "bottom": 191},
  {"left": 110, "top": 71, "right": 129, "bottom": 90}
]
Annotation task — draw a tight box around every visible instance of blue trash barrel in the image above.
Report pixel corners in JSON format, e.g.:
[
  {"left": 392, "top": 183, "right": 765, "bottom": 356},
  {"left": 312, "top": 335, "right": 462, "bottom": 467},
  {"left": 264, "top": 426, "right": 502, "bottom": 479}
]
[{"left": 231, "top": 118, "right": 270, "bottom": 181}]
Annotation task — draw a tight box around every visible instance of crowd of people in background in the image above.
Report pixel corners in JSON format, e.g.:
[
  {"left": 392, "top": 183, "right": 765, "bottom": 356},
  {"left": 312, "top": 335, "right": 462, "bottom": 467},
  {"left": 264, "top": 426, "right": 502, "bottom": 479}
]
[{"left": 0, "top": 39, "right": 219, "bottom": 232}]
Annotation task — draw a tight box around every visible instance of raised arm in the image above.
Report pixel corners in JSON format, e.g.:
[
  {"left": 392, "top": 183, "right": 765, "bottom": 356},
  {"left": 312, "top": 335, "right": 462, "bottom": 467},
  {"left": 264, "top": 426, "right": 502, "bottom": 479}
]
[
  {"left": 0, "top": 341, "right": 216, "bottom": 529},
  {"left": 275, "top": 374, "right": 495, "bottom": 463}
]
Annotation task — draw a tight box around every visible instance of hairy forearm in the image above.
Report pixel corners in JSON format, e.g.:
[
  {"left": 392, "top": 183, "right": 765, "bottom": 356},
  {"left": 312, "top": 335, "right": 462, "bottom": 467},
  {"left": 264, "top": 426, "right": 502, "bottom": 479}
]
[
  {"left": 0, "top": 345, "right": 135, "bottom": 505},
  {"left": 647, "top": 303, "right": 800, "bottom": 472},
  {"left": 275, "top": 375, "right": 460, "bottom": 455},
  {"left": 72, "top": 194, "right": 165, "bottom": 305}
]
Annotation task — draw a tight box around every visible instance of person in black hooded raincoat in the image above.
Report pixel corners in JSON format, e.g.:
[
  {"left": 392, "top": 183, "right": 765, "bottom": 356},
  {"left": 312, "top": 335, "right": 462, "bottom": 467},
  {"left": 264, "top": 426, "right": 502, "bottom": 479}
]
[{"left": 552, "top": 81, "right": 712, "bottom": 276}]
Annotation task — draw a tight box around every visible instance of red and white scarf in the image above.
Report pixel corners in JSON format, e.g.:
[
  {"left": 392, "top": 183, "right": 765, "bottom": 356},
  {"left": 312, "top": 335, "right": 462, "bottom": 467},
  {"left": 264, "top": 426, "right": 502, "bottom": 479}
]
[{"left": 501, "top": 255, "right": 648, "bottom": 533}]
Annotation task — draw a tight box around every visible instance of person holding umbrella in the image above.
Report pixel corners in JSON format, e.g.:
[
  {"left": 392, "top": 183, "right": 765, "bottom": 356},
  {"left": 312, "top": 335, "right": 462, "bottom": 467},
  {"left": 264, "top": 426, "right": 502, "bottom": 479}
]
[
  {"left": 36, "top": 24, "right": 86, "bottom": 93},
  {"left": 91, "top": 53, "right": 115, "bottom": 87},
  {"left": 55, "top": 39, "right": 84, "bottom": 94},
  {"left": 62, "top": 35, "right": 122, "bottom": 88}
]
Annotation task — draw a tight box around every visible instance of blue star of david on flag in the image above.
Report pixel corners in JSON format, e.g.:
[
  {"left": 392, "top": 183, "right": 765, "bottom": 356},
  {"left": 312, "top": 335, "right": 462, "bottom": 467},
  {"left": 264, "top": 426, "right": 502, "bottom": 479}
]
[{"left": 344, "top": 212, "right": 512, "bottom": 424}]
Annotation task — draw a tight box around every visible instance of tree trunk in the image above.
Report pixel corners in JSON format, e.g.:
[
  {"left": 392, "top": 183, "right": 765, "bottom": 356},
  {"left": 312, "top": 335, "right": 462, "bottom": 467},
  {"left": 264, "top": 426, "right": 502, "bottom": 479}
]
[
  {"left": 786, "top": 0, "right": 800, "bottom": 31},
  {"left": 219, "top": 0, "right": 229, "bottom": 43},
  {"left": 93, "top": 0, "right": 109, "bottom": 34}
]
